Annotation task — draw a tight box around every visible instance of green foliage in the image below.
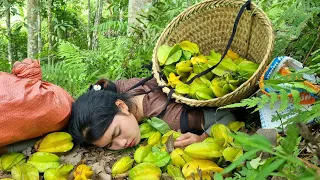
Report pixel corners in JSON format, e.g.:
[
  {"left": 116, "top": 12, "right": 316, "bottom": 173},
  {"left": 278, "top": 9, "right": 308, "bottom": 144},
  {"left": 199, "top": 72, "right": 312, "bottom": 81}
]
[
  {"left": 42, "top": 41, "right": 96, "bottom": 97},
  {"left": 256, "top": 0, "right": 320, "bottom": 61}
]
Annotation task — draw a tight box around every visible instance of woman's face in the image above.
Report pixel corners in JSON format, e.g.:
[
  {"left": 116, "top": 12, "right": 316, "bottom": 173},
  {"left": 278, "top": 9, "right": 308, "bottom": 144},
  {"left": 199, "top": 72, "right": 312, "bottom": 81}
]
[{"left": 92, "top": 100, "right": 141, "bottom": 150}]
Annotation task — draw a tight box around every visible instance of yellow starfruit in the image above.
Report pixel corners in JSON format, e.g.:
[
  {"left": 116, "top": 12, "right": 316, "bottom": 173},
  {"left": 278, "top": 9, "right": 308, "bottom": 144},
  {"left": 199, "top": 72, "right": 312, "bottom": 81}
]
[
  {"left": 27, "top": 152, "right": 60, "bottom": 173},
  {"left": 179, "top": 40, "right": 199, "bottom": 54},
  {"left": 134, "top": 145, "right": 152, "bottom": 163},
  {"left": 44, "top": 164, "right": 74, "bottom": 180},
  {"left": 170, "top": 148, "right": 192, "bottom": 168},
  {"left": 129, "top": 163, "right": 161, "bottom": 180},
  {"left": 35, "top": 132, "right": 74, "bottom": 153},
  {"left": 148, "top": 131, "right": 161, "bottom": 146},
  {"left": 182, "top": 160, "right": 223, "bottom": 179},
  {"left": 184, "top": 142, "right": 222, "bottom": 159},
  {"left": 161, "top": 130, "right": 182, "bottom": 144},
  {"left": 190, "top": 55, "right": 208, "bottom": 65},
  {"left": 167, "top": 164, "right": 183, "bottom": 178},
  {"left": 167, "top": 72, "right": 183, "bottom": 88},
  {"left": 227, "top": 121, "right": 245, "bottom": 132},
  {"left": 112, "top": 156, "right": 134, "bottom": 176},
  {"left": 210, "top": 124, "right": 234, "bottom": 145},
  {"left": 73, "top": 164, "right": 93, "bottom": 180},
  {"left": 1, "top": 152, "right": 26, "bottom": 172},
  {"left": 11, "top": 163, "right": 39, "bottom": 180},
  {"left": 222, "top": 147, "right": 243, "bottom": 162},
  {"left": 225, "top": 49, "right": 240, "bottom": 60}
]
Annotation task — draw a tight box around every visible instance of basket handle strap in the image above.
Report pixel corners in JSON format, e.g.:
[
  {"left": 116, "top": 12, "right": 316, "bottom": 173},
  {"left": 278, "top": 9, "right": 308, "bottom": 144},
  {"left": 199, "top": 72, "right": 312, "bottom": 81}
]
[
  {"left": 179, "top": 0, "right": 252, "bottom": 133},
  {"left": 185, "top": 0, "right": 252, "bottom": 85}
]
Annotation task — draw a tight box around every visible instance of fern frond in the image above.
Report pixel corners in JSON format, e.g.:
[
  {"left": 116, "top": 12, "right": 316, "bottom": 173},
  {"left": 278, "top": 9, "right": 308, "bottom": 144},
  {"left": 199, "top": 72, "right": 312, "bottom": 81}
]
[
  {"left": 269, "top": 92, "right": 279, "bottom": 109},
  {"left": 279, "top": 89, "right": 289, "bottom": 111}
]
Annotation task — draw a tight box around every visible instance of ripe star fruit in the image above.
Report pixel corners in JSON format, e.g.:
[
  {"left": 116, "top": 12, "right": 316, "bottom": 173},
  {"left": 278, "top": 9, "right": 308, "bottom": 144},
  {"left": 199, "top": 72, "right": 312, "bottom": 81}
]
[
  {"left": 27, "top": 152, "right": 60, "bottom": 173},
  {"left": 11, "top": 163, "right": 39, "bottom": 180},
  {"left": 73, "top": 164, "right": 94, "bottom": 180},
  {"left": 35, "top": 132, "right": 74, "bottom": 153},
  {"left": 129, "top": 162, "right": 162, "bottom": 180},
  {"left": 0, "top": 152, "right": 26, "bottom": 172},
  {"left": 182, "top": 159, "right": 223, "bottom": 179},
  {"left": 111, "top": 156, "right": 134, "bottom": 176},
  {"left": 43, "top": 164, "right": 74, "bottom": 180}
]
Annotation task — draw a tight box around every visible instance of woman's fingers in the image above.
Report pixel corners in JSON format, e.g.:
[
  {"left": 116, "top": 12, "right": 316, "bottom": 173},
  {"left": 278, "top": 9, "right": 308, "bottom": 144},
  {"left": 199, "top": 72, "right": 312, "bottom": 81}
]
[{"left": 174, "top": 132, "right": 200, "bottom": 147}]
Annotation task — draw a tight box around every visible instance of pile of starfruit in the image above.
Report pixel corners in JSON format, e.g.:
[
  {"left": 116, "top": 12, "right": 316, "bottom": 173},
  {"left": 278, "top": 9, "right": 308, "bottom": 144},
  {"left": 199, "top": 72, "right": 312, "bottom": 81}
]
[
  {"left": 0, "top": 132, "right": 93, "bottom": 180},
  {"left": 111, "top": 119, "right": 246, "bottom": 180},
  {"left": 157, "top": 40, "right": 259, "bottom": 100}
]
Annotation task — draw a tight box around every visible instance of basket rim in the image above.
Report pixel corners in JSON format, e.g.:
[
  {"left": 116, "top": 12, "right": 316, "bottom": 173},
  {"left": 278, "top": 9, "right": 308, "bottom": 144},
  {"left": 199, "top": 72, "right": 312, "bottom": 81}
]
[{"left": 151, "top": 0, "right": 275, "bottom": 106}]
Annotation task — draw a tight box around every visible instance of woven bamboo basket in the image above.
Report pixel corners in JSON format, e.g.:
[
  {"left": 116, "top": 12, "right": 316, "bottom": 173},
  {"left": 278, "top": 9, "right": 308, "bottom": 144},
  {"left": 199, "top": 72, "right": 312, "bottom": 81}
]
[{"left": 152, "top": 0, "right": 274, "bottom": 107}]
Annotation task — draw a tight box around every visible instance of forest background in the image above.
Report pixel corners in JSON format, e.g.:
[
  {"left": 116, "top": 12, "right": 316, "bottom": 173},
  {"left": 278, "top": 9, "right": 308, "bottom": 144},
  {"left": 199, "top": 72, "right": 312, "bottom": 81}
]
[
  {"left": 0, "top": 0, "right": 319, "bottom": 97},
  {"left": 1, "top": 0, "right": 320, "bottom": 179}
]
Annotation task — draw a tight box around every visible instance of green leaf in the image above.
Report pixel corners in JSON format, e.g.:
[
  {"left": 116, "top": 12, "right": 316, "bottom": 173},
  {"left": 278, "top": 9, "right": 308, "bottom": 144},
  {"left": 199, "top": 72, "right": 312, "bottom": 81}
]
[
  {"left": 157, "top": 44, "right": 172, "bottom": 66},
  {"left": 213, "top": 172, "right": 224, "bottom": 180},
  {"left": 291, "top": 89, "right": 302, "bottom": 109},
  {"left": 221, "top": 149, "right": 259, "bottom": 174},
  {"left": 257, "top": 159, "right": 286, "bottom": 179},
  {"left": 179, "top": 41, "right": 199, "bottom": 54},
  {"left": 143, "top": 151, "right": 170, "bottom": 167},
  {"left": 165, "top": 50, "right": 182, "bottom": 65},
  {"left": 269, "top": 92, "right": 278, "bottom": 109},
  {"left": 147, "top": 117, "right": 171, "bottom": 135},
  {"left": 279, "top": 89, "right": 289, "bottom": 111},
  {"left": 281, "top": 123, "right": 299, "bottom": 154},
  {"left": 175, "top": 83, "right": 190, "bottom": 94},
  {"left": 182, "top": 50, "right": 192, "bottom": 60}
]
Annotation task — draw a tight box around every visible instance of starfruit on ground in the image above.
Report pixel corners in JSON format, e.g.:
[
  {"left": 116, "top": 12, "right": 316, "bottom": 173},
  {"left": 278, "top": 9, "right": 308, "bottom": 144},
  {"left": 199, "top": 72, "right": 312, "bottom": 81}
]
[
  {"left": 134, "top": 145, "right": 152, "bottom": 163},
  {"left": 27, "top": 152, "right": 60, "bottom": 173},
  {"left": 184, "top": 142, "right": 222, "bottom": 160},
  {"left": 111, "top": 156, "right": 134, "bottom": 176},
  {"left": 161, "top": 130, "right": 182, "bottom": 144},
  {"left": 73, "top": 164, "right": 94, "bottom": 180},
  {"left": 210, "top": 124, "right": 234, "bottom": 146},
  {"left": 11, "top": 163, "right": 39, "bottom": 180},
  {"left": 129, "top": 162, "right": 162, "bottom": 180},
  {"left": 203, "top": 137, "right": 225, "bottom": 147},
  {"left": 182, "top": 159, "right": 223, "bottom": 180},
  {"left": 139, "top": 122, "right": 154, "bottom": 135},
  {"left": 167, "top": 164, "right": 183, "bottom": 178},
  {"left": 227, "top": 121, "right": 245, "bottom": 132},
  {"left": 148, "top": 131, "right": 162, "bottom": 146},
  {"left": 44, "top": 164, "right": 74, "bottom": 180},
  {"left": 170, "top": 148, "right": 192, "bottom": 168},
  {"left": 35, "top": 132, "right": 74, "bottom": 153},
  {"left": 222, "top": 147, "right": 243, "bottom": 162},
  {"left": 0, "top": 152, "right": 26, "bottom": 172},
  {"left": 143, "top": 151, "right": 170, "bottom": 167}
]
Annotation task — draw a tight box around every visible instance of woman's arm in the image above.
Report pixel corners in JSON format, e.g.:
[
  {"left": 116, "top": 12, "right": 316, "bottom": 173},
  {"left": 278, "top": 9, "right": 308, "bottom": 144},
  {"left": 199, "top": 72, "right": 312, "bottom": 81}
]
[{"left": 174, "top": 109, "right": 236, "bottom": 147}]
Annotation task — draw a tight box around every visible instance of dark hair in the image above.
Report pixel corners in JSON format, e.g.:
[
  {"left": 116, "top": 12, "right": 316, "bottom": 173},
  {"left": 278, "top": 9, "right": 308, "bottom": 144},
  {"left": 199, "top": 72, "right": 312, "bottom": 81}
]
[
  {"left": 68, "top": 90, "right": 132, "bottom": 147},
  {"left": 88, "top": 79, "right": 117, "bottom": 93}
]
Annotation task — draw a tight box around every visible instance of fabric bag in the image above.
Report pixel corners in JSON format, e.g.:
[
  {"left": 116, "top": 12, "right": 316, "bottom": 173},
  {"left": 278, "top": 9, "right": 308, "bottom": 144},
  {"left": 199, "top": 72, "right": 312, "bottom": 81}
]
[{"left": 0, "top": 59, "right": 74, "bottom": 147}]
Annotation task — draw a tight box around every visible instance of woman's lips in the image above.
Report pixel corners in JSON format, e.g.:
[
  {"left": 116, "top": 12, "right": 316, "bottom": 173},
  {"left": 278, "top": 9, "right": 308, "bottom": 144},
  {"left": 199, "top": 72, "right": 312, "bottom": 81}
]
[{"left": 128, "top": 139, "right": 135, "bottom": 147}]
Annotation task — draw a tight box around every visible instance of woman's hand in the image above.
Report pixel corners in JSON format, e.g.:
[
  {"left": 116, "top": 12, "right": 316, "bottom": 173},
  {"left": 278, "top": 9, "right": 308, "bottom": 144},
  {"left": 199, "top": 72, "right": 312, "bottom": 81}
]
[{"left": 174, "top": 132, "right": 209, "bottom": 147}]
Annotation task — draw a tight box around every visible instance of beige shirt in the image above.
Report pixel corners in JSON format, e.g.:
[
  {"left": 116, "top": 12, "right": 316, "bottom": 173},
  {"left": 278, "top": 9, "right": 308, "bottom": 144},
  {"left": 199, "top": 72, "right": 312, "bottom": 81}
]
[{"left": 115, "top": 78, "right": 204, "bottom": 133}]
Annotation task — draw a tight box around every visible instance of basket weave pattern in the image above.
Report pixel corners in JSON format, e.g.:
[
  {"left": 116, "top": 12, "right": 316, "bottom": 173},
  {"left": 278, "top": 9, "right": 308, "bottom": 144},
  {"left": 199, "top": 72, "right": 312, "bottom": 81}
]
[{"left": 152, "top": 0, "right": 274, "bottom": 107}]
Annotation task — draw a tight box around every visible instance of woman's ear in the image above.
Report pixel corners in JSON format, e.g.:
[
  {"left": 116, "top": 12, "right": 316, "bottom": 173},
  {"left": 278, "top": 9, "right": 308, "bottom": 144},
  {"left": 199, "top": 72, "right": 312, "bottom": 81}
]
[{"left": 115, "top": 99, "right": 129, "bottom": 114}]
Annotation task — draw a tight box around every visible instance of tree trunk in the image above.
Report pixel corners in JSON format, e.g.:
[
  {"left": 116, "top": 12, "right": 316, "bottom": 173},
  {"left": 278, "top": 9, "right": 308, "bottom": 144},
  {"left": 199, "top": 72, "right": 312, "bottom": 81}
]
[
  {"left": 91, "top": 0, "right": 104, "bottom": 50},
  {"left": 127, "top": 0, "right": 152, "bottom": 34},
  {"left": 87, "top": 0, "right": 91, "bottom": 49},
  {"left": 6, "top": 5, "right": 13, "bottom": 64},
  {"left": 47, "top": 0, "right": 53, "bottom": 65},
  {"left": 27, "top": 0, "right": 38, "bottom": 59},
  {"left": 37, "top": 5, "right": 42, "bottom": 56}
]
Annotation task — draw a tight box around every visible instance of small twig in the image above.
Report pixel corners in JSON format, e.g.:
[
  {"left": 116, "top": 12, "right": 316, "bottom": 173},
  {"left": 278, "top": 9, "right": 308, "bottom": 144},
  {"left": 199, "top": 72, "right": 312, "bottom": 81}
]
[
  {"left": 303, "top": 27, "right": 320, "bottom": 65},
  {"left": 299, "top": 157, "right": 320, "bottom": 175}
]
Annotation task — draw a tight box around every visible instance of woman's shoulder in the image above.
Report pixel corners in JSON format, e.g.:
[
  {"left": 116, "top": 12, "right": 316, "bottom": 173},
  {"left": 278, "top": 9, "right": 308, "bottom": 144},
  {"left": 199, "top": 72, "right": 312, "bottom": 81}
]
[{"left": 115, "top": 77, "right": 158, "bottom": 93}]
